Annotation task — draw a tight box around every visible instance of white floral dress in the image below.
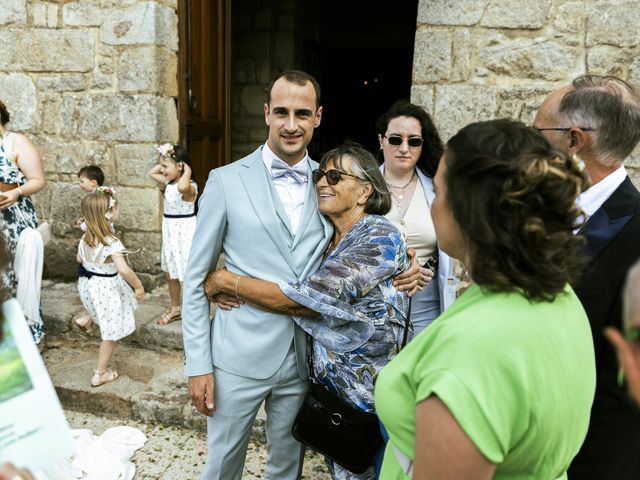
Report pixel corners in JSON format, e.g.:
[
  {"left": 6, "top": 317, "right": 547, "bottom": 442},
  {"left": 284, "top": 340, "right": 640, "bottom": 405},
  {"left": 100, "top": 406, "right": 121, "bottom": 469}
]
[
  {"left": 77, "top": 237, "right": 137, "bottom": 341},
  {"left": 161, "top": 182, "right": 197, "bottom": 281}
]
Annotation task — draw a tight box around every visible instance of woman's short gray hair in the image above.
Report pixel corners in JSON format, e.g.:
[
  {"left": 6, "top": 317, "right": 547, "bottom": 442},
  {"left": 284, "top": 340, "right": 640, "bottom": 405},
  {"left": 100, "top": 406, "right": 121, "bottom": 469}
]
[{"left": 319, "top": 141, "right": 391, "bottom": 215}]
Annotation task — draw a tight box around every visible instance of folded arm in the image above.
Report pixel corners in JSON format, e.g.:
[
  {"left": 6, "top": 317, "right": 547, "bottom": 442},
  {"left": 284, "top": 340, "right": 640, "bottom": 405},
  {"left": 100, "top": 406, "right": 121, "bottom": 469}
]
[{"left": 206, "top": 268, "right": 317, "bottom": 317}]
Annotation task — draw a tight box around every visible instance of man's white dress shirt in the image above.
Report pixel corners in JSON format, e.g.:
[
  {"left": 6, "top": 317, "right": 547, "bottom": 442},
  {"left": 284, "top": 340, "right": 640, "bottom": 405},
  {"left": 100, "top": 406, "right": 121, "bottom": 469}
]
[{"left": 262, "top": 143, "right": 309, "bottom": 236}]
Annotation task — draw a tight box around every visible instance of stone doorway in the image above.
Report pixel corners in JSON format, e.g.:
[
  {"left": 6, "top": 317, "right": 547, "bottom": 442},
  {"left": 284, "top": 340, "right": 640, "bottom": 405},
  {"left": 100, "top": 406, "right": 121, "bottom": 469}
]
[{"left": 231, "top": 1, "right": 418, "bottom": 161}]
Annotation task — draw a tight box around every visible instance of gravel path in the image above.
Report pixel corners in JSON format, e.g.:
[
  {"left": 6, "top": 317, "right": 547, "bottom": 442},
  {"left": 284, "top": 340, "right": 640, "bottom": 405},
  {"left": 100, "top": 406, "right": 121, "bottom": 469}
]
[{"left": 65, "top": 410, "right": 330, "bottom": 479}]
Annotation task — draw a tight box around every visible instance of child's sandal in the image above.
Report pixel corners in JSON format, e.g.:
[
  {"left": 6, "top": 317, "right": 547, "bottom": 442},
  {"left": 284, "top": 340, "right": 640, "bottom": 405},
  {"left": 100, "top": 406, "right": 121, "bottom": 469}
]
[
  {"left": 74, "top": 314, "right": 94, "bottom": 336},
  {"left": 157, "top": 308, "right": 181, "bottom": 325},
  {"left": 91, "top": 368, "right": 119, "bottom": 387}
]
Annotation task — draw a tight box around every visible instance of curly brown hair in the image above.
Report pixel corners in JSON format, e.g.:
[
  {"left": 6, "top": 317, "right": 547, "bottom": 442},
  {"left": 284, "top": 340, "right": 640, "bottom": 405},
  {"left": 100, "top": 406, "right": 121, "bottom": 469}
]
[{"left": 445, "top": 119, "right": 588, "bottom": 301}]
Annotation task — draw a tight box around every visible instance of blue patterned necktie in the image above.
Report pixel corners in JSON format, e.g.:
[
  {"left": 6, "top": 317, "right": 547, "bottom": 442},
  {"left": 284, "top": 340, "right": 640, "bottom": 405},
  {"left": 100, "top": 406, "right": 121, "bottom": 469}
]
[{"left": 270, "top": 158, "right": 308, "bottom": 183}]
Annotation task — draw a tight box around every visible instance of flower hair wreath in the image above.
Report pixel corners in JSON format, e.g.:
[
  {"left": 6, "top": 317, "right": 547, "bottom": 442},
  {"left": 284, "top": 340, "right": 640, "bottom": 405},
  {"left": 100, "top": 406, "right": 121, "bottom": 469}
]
[
  {"left": 97, "top": 186, "right": 117, "bottom": 220},
  {"left": 157, "top": 143, "right": 176, "bottom": 159}
]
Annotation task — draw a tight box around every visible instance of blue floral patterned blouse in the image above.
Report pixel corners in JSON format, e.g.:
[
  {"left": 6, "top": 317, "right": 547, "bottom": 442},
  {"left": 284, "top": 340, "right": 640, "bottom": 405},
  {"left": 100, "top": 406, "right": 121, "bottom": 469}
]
[{"left": 280, "top": 214, "right": 410, "bottom": 412}]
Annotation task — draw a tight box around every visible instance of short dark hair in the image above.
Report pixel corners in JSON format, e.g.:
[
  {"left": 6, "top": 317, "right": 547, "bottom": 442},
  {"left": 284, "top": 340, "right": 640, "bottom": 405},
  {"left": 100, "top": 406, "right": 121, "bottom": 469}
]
[
  {"left": 376, "top": 100, "right": 443, "bottom": 178},
  {"left": 559, "top": 75, "right": 640, "bottom": 163},
  {"left": 445, "top": 119, "right": 588, "bottom": 301},
  {"left": 319, "top": 141, "right": 391, "bottom": 215},
  {"left": 266, "top": 70, "right": 321, "bottom": 108},
  {"left": 78, "top": 165, "right": 105, "bottom": 186},
  {"left": 0, "top": 100, "right": 10, "bottom": 126}
]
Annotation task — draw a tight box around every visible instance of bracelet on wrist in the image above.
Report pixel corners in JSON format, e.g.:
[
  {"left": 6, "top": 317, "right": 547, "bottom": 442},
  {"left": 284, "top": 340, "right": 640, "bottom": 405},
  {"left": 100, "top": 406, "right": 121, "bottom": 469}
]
[
  {"left": 234, "top": 275, "right": 241, "bottom": 299},
  {"left": 16, "top": 187, "right": 23, "bottom": 197}
]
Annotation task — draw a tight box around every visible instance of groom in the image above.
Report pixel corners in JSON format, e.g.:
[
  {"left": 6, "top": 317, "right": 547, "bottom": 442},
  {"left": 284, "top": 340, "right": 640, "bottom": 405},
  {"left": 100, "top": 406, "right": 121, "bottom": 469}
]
[{"left": 182, "top": 70, "right": 331, "bottom": 479}]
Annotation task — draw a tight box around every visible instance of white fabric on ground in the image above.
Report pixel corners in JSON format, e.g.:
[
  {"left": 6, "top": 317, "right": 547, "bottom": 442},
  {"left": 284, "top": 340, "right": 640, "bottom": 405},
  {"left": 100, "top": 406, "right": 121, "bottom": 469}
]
[{"left": 39, "top": 427, "right": 147, "bottom": 480}]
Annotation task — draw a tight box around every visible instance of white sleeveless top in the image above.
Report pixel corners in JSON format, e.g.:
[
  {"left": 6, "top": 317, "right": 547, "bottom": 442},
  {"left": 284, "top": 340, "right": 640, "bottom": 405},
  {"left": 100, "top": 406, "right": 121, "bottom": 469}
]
[{"left": 386, "top": 180, "right": 437, "bottom": 266}]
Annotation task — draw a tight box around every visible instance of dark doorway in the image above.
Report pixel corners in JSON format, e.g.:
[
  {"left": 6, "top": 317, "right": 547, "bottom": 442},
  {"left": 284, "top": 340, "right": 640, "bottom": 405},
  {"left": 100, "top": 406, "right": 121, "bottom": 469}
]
[
  {"left": 229, "top": 1, "right": 418, "bottom": 162},
  {"left": 308, "top": 2, "right": 419, "bottom": 158}
]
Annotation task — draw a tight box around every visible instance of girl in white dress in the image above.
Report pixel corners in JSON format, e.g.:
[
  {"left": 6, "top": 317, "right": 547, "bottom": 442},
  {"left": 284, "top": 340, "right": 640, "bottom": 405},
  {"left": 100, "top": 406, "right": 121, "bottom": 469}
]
[
  {"left": 76, "top": 191, "right": 145, "bottom": 387},
  {"left": 148, "top": 143, "right": 197, "bottom": 325}
]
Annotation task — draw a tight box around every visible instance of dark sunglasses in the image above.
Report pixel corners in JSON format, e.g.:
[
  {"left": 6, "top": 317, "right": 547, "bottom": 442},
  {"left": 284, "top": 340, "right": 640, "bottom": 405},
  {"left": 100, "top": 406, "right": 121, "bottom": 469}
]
[
  {"left": 384, "top": 135, "right": 424, "bottom": 147},
  {"left": 312, "top": 168, "right": 362, "bottom": 185}
]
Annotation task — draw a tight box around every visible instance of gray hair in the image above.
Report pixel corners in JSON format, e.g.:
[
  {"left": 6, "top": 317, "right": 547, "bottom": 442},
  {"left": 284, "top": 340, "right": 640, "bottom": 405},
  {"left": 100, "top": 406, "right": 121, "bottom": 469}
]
[
  {"left": 319, "top": 141, "right": 391, "bottom": 215},
  {"left": 558, "top": 75, "right": 640, "bottom": 165}
]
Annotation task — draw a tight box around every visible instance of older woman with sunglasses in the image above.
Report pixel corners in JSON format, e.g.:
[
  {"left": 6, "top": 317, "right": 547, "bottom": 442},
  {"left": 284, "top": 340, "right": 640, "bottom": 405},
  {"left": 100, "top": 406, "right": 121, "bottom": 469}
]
[
  {"left": 206, "top": 141, "right": 410, "bottom": 479},
  {"left": 377, "top": 101, "right": 457, "bottom": 336}
]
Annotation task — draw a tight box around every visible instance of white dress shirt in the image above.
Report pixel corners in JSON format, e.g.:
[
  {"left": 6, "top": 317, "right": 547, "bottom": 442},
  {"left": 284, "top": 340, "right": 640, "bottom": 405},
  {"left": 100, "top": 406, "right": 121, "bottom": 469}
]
[
  {"left": 262, "top": 144, "right": 308, "bottom": 235},
  {"left": 577, "top": 165, "right": 627, "bottom": 221}
]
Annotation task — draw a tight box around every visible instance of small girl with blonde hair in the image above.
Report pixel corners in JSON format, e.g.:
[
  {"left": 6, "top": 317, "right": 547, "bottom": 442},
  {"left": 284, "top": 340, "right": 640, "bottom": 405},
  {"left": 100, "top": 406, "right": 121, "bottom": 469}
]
[
  {"left": 76, "top": 191, "right": 144, "bottom": 387},
  {"left": 149, "top": 143, "right": 197, "bottom": 325}
]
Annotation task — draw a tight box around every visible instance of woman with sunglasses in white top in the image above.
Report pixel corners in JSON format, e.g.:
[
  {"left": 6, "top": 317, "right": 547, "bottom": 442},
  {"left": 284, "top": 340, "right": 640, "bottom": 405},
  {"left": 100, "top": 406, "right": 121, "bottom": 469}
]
[{"left": 377, "top": 101, "right": 458, "bottom": 336}]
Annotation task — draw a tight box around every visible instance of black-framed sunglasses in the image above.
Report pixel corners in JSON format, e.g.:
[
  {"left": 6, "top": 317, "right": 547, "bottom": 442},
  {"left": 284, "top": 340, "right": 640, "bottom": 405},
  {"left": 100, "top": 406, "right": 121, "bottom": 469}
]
[
  {"left": 312, "top": 168, "right": 362, "bottom": 185},
  {"left": 384, "top": 135, "right": 424, "bottom": 147},
  {"left": 534, "top": 127, "right": 595, "bottom": 132}
]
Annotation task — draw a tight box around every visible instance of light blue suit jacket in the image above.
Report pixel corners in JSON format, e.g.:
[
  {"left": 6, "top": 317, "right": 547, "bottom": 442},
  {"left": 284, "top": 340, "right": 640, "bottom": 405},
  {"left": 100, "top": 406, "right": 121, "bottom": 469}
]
[
  {"left": 182, "top": 147, "right": 332, "bottom": 380},
  {"left": 380, "top": 164, "right": 457, "bottom": 312}
]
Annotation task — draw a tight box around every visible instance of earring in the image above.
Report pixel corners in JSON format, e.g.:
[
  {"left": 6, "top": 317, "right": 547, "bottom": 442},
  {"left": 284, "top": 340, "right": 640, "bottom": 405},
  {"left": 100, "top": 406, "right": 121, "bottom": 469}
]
[{"left": 571, "top": 153, "right": 585, "bottom": 172}]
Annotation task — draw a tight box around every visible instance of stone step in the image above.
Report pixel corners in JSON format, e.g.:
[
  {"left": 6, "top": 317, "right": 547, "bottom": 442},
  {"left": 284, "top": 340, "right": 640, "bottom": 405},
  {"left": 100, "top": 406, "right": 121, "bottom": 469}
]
[
  {"left": 43, "top": 337, "right": 205, "bottom": 430},
  {"left": 42, "top": 280, "right": 186, "bottom": 353},
  {"left": 43, "top": 338, "right": 268, "bottom": 437},
  {"left": 40, "top": 281, "right": 268, "bottom": 436}
]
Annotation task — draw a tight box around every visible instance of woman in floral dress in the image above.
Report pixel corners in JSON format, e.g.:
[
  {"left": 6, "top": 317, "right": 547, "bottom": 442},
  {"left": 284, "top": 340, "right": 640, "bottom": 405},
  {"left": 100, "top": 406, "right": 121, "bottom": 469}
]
[{"left": 0, "top": 99, "right": 46, "bottom": 345}]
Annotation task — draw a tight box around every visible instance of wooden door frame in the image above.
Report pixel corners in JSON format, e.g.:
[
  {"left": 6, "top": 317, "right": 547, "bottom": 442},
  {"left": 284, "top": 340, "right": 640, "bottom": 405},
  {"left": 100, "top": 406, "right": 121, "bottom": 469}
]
[{"left": 177, "top": 0, "right": 232, "bottom": 169}]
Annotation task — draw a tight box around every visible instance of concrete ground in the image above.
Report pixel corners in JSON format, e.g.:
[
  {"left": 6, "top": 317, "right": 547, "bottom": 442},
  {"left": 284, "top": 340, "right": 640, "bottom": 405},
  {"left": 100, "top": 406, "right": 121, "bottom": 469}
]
[{"left": 64, "top": 410, "right": 330, "bottom": 479}]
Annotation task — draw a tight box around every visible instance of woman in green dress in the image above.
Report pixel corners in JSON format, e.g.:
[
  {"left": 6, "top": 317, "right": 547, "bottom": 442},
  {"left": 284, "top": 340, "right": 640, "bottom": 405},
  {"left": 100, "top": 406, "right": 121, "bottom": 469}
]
[{"left": 375, "top": 119, "right": 596, "bottom": 479}]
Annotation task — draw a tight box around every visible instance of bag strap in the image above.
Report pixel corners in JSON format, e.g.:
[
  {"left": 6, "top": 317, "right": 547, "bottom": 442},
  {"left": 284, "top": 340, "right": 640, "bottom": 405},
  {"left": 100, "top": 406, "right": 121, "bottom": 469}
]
[
  {"left": 400, "top": 298, "right": 412, "bottom": 350},
  {"left": 307, "top": 335, "right": 316, "bottom": 381}
]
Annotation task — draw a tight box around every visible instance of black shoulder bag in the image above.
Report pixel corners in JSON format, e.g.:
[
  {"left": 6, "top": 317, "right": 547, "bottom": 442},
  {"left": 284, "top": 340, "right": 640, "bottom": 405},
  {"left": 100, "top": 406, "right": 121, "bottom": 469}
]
[{"left": 291, "top": 302, "right": 412, "bottom": 474}]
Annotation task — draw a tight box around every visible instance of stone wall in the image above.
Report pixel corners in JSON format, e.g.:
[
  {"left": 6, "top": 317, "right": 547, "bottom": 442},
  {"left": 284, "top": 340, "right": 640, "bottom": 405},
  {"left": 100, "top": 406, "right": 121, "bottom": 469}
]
[
  {"left": 412, "top": 0, "right": 640, "bottom": 186},
  {"left": 231, "top": 0, "right": 297, "bottom": 162},
  {"left": 3, "top": 0, "right": 640, "bottom": 282},
  {"left": 0, "top": 0, "right": 179, "bottom": 287}
]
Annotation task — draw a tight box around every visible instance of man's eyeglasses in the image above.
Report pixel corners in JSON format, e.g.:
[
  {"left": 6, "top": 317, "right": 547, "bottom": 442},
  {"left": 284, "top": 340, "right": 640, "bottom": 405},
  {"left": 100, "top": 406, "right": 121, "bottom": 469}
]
[
  {"left": 312, "top": 168, "right": 362, "bottom": 185},
  {"left": 535, "top": 127, "right": 595, "bottom": 132},
  {"left": 384, "top": 135, "right": 424, "bottom": 148}
]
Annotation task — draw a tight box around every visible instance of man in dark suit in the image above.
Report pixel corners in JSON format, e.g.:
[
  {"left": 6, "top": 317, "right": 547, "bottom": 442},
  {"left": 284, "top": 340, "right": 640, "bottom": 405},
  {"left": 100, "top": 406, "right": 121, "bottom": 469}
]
[{"left": 535, "top": 75, "right": 640, "bottom": 479}]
